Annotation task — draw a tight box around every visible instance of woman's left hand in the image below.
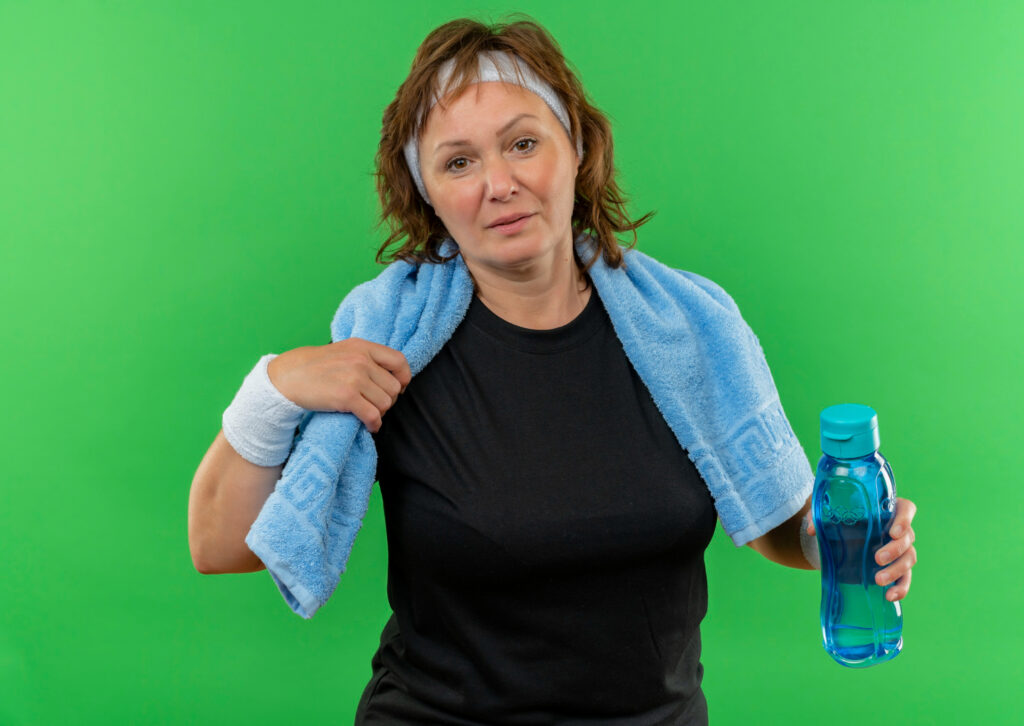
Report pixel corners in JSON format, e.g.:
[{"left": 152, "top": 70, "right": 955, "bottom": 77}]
[{"left": 806, "top": 497, "right": 918, "bottom": 602}]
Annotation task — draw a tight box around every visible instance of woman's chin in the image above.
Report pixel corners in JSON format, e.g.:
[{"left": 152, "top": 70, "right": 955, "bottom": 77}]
[{"left": 491, "top": 235, "right": 553, "bottom": 262}]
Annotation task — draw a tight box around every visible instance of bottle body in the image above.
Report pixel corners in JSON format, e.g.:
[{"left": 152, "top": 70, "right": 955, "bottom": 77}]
[{"left": 813, "top": 449, "right": 903, "bottom": 667}]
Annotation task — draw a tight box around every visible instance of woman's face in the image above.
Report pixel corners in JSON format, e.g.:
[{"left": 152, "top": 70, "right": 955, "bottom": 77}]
[{"left": 418, "top": 81, "right": 581, "bottom": 279}]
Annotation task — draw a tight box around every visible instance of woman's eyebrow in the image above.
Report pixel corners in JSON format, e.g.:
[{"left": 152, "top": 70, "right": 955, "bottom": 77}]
[{"left": 433, "top": 113, "right": 539, "bottom": 154}]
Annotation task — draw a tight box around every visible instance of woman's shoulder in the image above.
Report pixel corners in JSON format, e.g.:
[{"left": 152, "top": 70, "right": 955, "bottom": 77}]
[
  {"left": 670, "top": 267, "right": 741, "bottom": 316},
  {"left": 626, "top": 246, "right": 742, "bottom": 317}
]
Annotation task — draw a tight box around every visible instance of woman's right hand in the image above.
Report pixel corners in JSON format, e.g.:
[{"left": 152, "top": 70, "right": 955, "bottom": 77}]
[{"left": 267, "top": 339, "right": 412, "bottom": 434}]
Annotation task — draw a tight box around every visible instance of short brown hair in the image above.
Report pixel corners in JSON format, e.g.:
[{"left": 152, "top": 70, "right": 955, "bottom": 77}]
[{"left": 373, "top": 13, "right": 655, "bottom": 274}]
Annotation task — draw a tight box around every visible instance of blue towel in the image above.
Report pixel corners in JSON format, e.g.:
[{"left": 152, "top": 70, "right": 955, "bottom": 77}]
[{"left": 245, "top": 233, "right": 814, "bottom": 618}]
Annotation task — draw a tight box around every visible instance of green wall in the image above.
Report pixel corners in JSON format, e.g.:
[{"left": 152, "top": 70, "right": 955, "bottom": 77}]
[{"left": 1, "top": 1, "right": 1020, "bottom": 724}]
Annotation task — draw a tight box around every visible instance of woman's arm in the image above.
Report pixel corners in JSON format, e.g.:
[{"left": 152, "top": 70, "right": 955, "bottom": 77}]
[
  {"left": 188, "top": 429, "right": 282, "bottom": 574},
  {"left": 741, "top": 495, "right": 816, "bottom": 570},
  {"left": 735, "top": 494, "right": 919, "bottom": 602}
]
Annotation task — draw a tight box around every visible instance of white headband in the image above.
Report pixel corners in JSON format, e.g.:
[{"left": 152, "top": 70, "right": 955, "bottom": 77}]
[{"left": 402, "top": 49, "right": 584, "bottom": 207}]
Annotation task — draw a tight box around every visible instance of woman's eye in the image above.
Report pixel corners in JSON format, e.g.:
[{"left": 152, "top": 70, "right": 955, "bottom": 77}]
[{"left": 444, "top": 138, "right": 536, "bottom": 173}]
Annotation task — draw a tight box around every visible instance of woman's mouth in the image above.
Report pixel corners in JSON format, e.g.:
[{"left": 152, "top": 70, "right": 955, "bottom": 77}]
[{"left": 488, "top": 214, "right": 534, "bottom": 234}]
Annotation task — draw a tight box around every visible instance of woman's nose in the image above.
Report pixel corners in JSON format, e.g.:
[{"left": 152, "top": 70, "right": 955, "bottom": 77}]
[{"left": 484, "top": 158, "right": 517, "bottom": 201}]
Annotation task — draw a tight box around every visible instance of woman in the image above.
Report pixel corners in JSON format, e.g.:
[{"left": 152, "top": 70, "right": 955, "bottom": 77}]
[{"left": 190, "top": 15, "right": 918, "bottom": 725}]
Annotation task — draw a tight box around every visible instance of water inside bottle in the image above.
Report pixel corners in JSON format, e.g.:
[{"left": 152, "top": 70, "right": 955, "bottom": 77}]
[{"left": 819, "top": 474, "right": 903, "bottom": 666}]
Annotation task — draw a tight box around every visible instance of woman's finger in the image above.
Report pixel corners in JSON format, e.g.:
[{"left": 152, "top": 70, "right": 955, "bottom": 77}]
[
  {"left": 876, "top": 525, "right": 915, "bottom": 566},
  {"left": 882, "top": 564, "right": 912, "bottom": 602},
  {"left": 875, "top": 544, "right": 917, "bottom": 588},
  {"left": 888, "top": 497, "right": 918, "bottom": 539}
]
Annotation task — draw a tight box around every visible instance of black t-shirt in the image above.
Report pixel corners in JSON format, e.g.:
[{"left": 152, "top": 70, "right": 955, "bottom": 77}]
[{"left": 354, "top": 280, "right": 718, "bottom": 725}]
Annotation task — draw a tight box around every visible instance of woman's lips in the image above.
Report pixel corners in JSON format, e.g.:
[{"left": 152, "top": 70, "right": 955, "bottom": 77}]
[{"left": 488, "top": 213, "right": 533, "bottom": 234}]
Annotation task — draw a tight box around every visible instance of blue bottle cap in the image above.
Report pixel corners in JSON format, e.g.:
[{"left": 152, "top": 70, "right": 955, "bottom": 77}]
[{"left": 820, "top": 403, "right": 880, "bottom": 459}]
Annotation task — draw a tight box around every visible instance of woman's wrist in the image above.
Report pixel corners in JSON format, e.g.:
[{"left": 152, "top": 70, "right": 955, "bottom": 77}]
[
  {"left": 222, "top": 353, "right": 309, "bottom": 466},
  {"left": 800, "top": 512, "right": 821, "bottom": 569}
]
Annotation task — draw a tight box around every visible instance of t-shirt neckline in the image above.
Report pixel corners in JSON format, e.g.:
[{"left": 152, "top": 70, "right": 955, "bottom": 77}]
[{"left": 465, "top": 283, "right": 604, "bottom": 354}]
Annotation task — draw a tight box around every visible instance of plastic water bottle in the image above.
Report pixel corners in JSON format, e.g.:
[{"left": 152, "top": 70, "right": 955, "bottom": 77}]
[{"left": 812, "top": 403, "right": 903, "bottom": 667}]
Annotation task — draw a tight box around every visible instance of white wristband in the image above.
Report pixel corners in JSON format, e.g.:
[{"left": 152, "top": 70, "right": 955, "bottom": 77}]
[
  {"left": 800, "top": 511, "right": 822, "bottom": 570},
  {"left": 222, "top": 353, "right": 309, "bottom": 467}
]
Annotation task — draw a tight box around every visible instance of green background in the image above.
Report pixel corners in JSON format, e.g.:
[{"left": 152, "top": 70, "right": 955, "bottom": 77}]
[{"left": 1, "top": 1, "right": 1020, "bottom": 724}]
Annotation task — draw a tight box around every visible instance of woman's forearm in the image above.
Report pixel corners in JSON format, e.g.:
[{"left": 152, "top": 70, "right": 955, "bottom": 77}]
[
  {"left": 747, "top": 495, "right": 817, "bottom": 570},
  {"left": 188, "top": 429, "right": 281, "bottom": 574}
]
